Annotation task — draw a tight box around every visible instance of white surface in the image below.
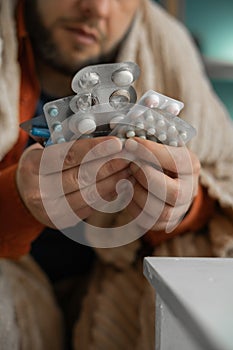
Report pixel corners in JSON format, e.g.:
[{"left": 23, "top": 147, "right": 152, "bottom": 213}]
[{"left": 144, "top": 257, "right": 233, "bottom": 350}]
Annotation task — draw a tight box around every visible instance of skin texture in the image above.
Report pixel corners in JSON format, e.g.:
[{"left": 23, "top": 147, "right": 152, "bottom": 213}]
[{"left": 16, "top": 0, "right": 200, "bottom": 232}]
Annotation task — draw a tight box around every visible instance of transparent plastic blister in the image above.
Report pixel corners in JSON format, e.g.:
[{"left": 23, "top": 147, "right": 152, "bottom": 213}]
[
  {"left": 110, "top": 90, "right": 196, "bottom": 146},
  {"left": 138, "top": 89, "right": 184, "bottom": 115},
  {"left": 20, "top": 62, "right": 196, "bottom": 147},
  {"left": 43, "top": 62, "right": 140, "bottom": 144}
]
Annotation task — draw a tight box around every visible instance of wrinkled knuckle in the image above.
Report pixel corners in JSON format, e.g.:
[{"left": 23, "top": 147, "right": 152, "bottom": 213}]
[
  {"left": 78, "top": 165, "right": 93, "bottom": 188},
  {"left": 26, "top": 189, "right": 42, "bottom": 209},
  {"left": 68, "top": 169, "right": 79, "bottom": 190},
  {"left": 160, "top": 205, "right": 173, "bottom": 222},
  {"left": 64, "top": 149, "right": 76, "bottom": 168},
  {"left": 170, "top": 185, "right": 180, "bottom": 205}
]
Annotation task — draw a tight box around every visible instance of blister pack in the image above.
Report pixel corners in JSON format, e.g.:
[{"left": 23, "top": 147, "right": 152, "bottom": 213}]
[
  {"left": 43, "top": 62, "right": 140, "bottom": 144},
  {"left": 20, "top": 61, "right": 196, "bottom": 147},
  {"left": 110, "top": 90, "right": 196, "bottom": 146}
]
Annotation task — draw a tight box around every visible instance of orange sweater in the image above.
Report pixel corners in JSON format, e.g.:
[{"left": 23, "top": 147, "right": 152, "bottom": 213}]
[
  {"left": 0, "top": 0, "right": 44, "bottom": 259},
  {"left": 0, "top": 0, "right": 215, "bottom": 259}
]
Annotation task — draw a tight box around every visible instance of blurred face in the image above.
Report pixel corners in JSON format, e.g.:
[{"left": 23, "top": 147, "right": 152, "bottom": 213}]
[{"left": 25, "top": 0, "right": 140, "bottom": 75}]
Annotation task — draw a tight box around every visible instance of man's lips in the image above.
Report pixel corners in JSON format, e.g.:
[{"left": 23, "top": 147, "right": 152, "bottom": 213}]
[{"left": 64, "top": 25, "right": 100, "bottom": 45}]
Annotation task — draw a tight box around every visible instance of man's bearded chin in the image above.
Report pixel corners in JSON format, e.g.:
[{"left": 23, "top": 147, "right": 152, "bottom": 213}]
[
  {"left": 34, "top": 40, "right": 121, "bottom": 77},
  {"left": 27, "top": 27, "right": 120, "bottom": 77}
]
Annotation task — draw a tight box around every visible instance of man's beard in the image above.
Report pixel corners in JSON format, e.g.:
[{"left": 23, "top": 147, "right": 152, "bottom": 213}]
[{"left": 24, "top": 1, "right": 122, "bottom": 76}]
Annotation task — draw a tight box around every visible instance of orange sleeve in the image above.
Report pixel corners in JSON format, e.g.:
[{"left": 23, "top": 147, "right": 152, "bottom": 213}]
[
  {"left": 143, "top": 184, "right": 216, "bottom": 247},
  {"left": 0, "top": 164, "right": 45, "bottom": 259}
]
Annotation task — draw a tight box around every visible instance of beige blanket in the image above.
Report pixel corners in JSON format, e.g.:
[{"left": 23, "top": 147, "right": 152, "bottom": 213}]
[{"left": 0, "top": 0, "right": 233, "bottom": 349}]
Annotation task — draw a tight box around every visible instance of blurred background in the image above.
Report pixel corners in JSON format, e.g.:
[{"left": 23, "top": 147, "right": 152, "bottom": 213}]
[{"left": 155, "top": 0, "right": 233, "bottom": 119}]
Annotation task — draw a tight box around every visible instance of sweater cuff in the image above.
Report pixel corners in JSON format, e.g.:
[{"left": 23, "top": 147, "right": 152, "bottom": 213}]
[
  {"left": 0, "top": 164, "right": 45, "bottom": 259},
  {"left": 143, "top": 184, "right": 216, "bottom": 247}
]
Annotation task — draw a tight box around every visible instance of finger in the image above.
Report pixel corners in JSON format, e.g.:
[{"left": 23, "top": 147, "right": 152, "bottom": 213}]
[
  {"left": 66, "top": 190, "right": 119, "bottom": 221},
  {"left": 130, "top": 162, "right": 196, "bottom": 206},
  {"left": 18, "top": 144, "right": 44, "bottom": 175},
  {"left": 52, "top": 156, "right": 130, "bottom": 195},
  {"left": 40, "top": 136, "right": 123, "bottom": 175},
  {"left": 131, "top": 180, "right": 191, "bottom": 220},
  {"left": 126, "top": 200, "right": 165, "bottom": 231},
  {"left": 65, "top": 167, "right": 131, "bottom": 212},
  {"left": 69, "top": 157, "right": 130, "bottom": 193},
  {"left": 127, "top": 197, "right": 188, "bottom": 232},
  {"left": 125, "top": 138, "right": 200, "bottom": 175}
]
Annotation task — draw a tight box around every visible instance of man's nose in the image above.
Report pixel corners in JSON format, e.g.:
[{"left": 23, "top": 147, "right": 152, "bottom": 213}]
[{"left": 77, "top": 0, "right": 110, "bottom": 18}]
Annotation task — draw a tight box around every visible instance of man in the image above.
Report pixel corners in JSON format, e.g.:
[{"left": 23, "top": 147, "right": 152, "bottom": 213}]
[{"left": 0, "top": 0, "right": 233, "bottom": 349}]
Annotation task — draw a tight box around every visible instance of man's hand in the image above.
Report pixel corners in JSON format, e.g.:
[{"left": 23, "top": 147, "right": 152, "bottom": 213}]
[
  {"left": 16, "top": 137, "right": 130, "bottom": 228},
  {"left": 124, "top": 138, "right": 200, "bottom": 233}
]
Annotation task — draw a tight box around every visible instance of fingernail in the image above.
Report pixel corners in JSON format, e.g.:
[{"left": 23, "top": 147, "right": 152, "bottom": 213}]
[
  {"left": 105, "top": 138, "right": 123, "bottom": 154},
  {"left": 125, "top": 139, "right": 138, "bottom": 152}
]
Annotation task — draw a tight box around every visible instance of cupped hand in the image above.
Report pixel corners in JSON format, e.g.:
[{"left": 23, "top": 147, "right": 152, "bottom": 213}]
[
  {"left": 124, "top": 138, "right": 200, "bottom": 232},
  {"left": 16, "top": 137, "right": 131, "bottom": 229}
]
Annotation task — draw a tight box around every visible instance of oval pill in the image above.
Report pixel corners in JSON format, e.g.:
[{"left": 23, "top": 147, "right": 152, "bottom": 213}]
[
  {"left": 144, "top": 94, "right": 160, "bottom": 108},
  {"left": 112, "top": 70, "right": 134, "bottom": 87},
  {"left": 78, "top": 119, "right": 96, "bottom": 134},
  {"left": 165, "top": 103, "right": 180, "bottom": 115}
]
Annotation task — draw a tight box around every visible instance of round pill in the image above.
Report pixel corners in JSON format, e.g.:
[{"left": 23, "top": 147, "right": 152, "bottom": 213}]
[
  {"left": 112, "top": 70, "right": 134, "bottom": 87},
  {"left": 78, "top": 72, "right": 99, "bottom": 89},
  {"left": 126, "top": 130, "right": 136, "bottom": 138},
  {"left": 135, "top": 121, "right": 144, "bottom": 130},
  {"left": 69, "top": 115, "right": 79, "bottom": 133},
  {"left": 147, "top": 127, "right": 156, "bottom": 136},
  {"left": 165, "top": 103, "right": 180, "bottom": 115},
  {"left": 78, "top": 118, "right": 96, "bottom": 134},
  {"left": 52, "top": 122, "right": 63, "bottom": 132},
  {"left": 167, "top": 125, "right": 177, "bottom": 136},
  {"left": 48, "top": 107, "right": 59, "bottom": 118},
  {"left": 77, "top": 93, "right": 92, "bottom": 111},
  {"left": 179, "top": 131, "right": 188, "bottom": 141},
  {"left": 109, "top": 89, "right": 130, "bottom": 109},
  {"left": 144, "top": 94, "right": 160, "bottom": 108},
  {"left": 145, "top": 111, "right": 154, "bottom": 122},
  {"left": 156, "top": 119, "right": 166, "bottom": 128},
  {"left": 56, "top": 136, "right": 66, "bottom": 144},
  {"left": 169, "top": 140, "right": 178, "bottom": 147},
  {"left": 158, "top": 133, "right": 167, "bottom": 142}
]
